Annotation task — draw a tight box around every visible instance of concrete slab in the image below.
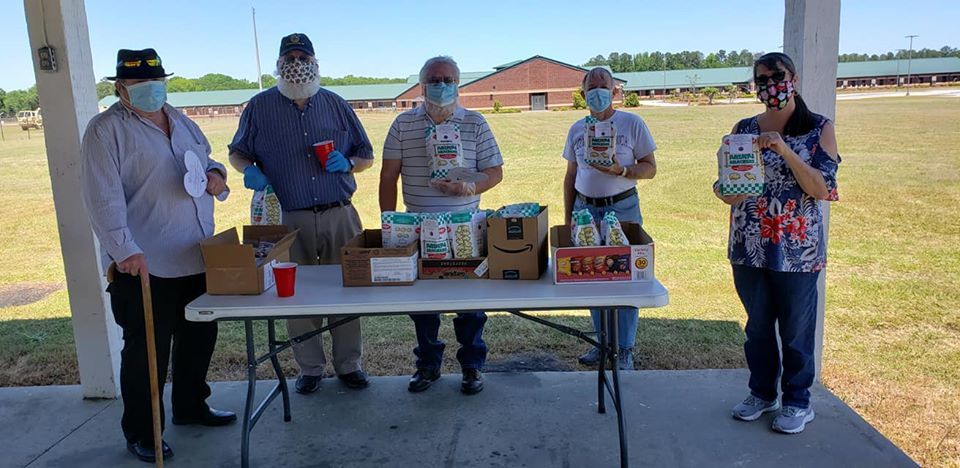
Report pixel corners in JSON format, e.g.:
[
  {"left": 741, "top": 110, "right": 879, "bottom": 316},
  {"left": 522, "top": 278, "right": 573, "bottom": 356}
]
[{"left": 11, "top": 370, "right": 915, "bottom": 468}]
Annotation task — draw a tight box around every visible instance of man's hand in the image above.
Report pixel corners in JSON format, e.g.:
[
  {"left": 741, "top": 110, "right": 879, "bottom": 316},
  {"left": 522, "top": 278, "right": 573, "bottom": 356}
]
[
  {"left": 117, "top": 253, "right": 148, "bottom": 277},
  {"left": 243, "top": 166, "right": 269, "bottom": 191},
  {"left": 325, "top": 151, "right": 352, "bottom": 173},
  {"left": 588, "top": 162, "right": 625, "bottom": 177},
  {"left": 430, "top": 179, "right": 476, "bottom": 197},
  {"left": 206, "top": 170, "right": 227, "bottom": 196}
]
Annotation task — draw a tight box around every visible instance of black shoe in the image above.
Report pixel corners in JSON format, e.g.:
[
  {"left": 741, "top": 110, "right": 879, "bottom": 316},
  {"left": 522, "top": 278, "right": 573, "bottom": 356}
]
[
  {"left": 461, "top": 368, "right": 484, "bottom": 395},
  {"left": 337, "top": 370, "right": 369, "bottom": 389},
  {"left": 408, "top": 368, "right": 441, "bottom": 393},
  {"left": 127, "top": 440, "right": 173, "bottom": 463},
  {"left": 295, "top": 374, "right": 322, "bottom": 394},
  {"left": 172, "top": 407, "right": 237, "bottom": 426}
]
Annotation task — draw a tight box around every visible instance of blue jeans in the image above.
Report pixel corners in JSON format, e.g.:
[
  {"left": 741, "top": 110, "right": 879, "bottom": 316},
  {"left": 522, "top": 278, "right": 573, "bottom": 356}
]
[
  {"left": 573, "top": 193, "right": 642, "bottom": 349},
  {"left": 732, "top": 265, "right": 819, "bottom": 408},
  {"left": 410, "top": 312, "right": 488, "bottom": 371}
]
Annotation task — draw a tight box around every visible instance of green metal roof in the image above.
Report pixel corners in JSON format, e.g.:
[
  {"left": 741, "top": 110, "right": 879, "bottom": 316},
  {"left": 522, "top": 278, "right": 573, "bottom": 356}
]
[
  {"left": 98, "top": 83, "right": 416, "bottom": 108},
  {"left": 493, "top": 59, "right": 523, "bottom": 70},
  {"left": 321, "top": 83, "right": 414, "bottom": 101},
  {"left": 404, "top": 71, "right": 493, "bottom": 86},
  {"left": 835, "top": 57, "right": 960, "bottom": 78}
]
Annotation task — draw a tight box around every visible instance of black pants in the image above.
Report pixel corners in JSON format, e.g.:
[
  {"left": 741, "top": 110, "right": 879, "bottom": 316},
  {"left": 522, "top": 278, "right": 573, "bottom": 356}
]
[{"left": 108, "top": 272, "right": 218, "bottom": 444}]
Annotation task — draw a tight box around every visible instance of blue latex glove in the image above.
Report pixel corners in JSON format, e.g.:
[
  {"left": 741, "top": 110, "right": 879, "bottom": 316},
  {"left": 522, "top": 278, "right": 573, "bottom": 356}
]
[
  {"left": 324, "top": 151, "right": 352, "bottom": 173},
  {"left": 243, "top": 165, "right": 269, "bottom": 191}
]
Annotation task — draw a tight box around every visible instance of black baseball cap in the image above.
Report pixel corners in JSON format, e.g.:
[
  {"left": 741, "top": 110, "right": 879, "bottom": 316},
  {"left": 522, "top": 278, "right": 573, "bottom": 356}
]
[
  {"left": 106, "top": 48, "right": 173, "bottom": 80},
  {"left": 279, "top": 33, "right": 314, "bottom": 57}
]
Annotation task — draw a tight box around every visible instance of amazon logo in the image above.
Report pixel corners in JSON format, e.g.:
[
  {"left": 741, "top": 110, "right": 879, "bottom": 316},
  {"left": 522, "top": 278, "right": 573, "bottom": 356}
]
[{"left": 493, "top": 244, "right": 534, "bottom": 254}]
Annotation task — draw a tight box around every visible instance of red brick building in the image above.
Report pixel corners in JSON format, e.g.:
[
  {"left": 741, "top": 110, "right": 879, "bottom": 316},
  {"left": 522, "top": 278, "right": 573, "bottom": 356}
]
[{"left": 396, "top": 56, "right": 625, "bottom": 111}]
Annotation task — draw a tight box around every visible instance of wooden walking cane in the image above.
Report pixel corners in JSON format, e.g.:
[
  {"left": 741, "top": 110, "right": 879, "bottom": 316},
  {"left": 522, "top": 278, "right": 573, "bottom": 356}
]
[{"left": 139, "top": 272, "right": 164, "bottom": 467}]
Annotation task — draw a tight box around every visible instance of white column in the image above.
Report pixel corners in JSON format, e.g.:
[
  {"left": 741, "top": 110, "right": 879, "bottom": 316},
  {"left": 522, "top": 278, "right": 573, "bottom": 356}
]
[
  {"left": 783, "top": 0, "right": 841, "bottom": 381},
  {"left": 23, "top": 0, "right": 121, "bottom": 398}
]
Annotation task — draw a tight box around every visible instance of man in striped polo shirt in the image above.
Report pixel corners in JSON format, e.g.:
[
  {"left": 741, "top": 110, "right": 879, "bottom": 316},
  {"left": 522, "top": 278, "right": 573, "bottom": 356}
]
[
  {"left": 379, "top": 56, "right": 504, "bottom": 395},
  {"left": 229, "top": 33, "right": 374, "bottom": 394}
]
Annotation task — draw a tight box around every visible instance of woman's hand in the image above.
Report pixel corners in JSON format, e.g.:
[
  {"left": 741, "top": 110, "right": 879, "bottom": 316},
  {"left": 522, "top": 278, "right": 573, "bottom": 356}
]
[
  {"left": 713, "top": 180, "right": 747, "bottom": 205},
  {"left": 758, "top": 131, "right": 790, "bottom": 156}
]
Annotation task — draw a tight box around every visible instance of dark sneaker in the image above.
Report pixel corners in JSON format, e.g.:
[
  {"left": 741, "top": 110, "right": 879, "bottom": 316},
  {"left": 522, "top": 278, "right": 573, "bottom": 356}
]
[
  {"left": 408, "top": 368, "right": 441, "bottom": 393},
  {"left": 617, "top": 347, "right": 635, "bottom": 370},
  {"left": 732, "top": 395, "right": 780, "bottom": 421},
  {"left": 337, "top": 370, "right": 369, "bottom": 389},
  {"left": 461, "top": 368, "right": 484, "bottom": 395},
  {"left": 295, "top": 374, "right": 322, "bottom": 394},
  {"left": 578, "top": 347, "right": 601, "bottom": 365},
  {"left": 772, "top": 406, "right": 815, "bottom": 434}
]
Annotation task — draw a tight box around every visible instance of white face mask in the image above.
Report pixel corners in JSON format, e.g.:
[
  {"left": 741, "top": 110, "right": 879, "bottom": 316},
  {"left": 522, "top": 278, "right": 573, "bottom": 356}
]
[{"left": 276, "top": 57, "right": 321, "bottom": 100}]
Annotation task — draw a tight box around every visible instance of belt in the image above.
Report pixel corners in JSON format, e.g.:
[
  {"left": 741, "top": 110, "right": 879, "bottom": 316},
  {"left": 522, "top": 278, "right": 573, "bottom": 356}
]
[
  {"left": 576, "top": 188, "right": 637, "bottom": 208},
  {"left": 295, "top": 198, "right": 352, "bottom": 213}
]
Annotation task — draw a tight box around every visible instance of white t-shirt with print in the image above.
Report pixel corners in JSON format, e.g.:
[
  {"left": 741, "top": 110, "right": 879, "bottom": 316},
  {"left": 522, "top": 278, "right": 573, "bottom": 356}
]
[{"left": 562, "top": 111, "right": 657, "bottom": 198}]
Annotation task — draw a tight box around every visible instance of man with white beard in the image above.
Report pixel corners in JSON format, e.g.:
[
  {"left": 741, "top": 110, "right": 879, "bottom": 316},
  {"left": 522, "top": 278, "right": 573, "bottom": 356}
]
[
  {"left": 229, "top": 33, "right": 374, "bottom": 394},
  {"left": 379, "top": 56, "right": 504, "bottom": 395}
]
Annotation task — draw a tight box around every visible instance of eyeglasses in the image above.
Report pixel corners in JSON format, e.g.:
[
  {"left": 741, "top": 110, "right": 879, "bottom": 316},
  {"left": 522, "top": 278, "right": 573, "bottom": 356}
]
[
  {"left": 281, "top": 56, "right": 312, "bottom": 65},
  {"left": 118, "top": 58, "right": 161, "bottom": 68},
  {"left": 754, "top": 71, "right": 787, "bottom": 85},
  {"left": 425, "top": 77, "right": 456, "bottom": 85}
]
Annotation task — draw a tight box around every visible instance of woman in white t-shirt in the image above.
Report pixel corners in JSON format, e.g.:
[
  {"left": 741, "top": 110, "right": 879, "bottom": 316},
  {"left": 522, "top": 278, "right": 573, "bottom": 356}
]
[{"left": 561, "top": 67, "right": 658, "bottom": 370}]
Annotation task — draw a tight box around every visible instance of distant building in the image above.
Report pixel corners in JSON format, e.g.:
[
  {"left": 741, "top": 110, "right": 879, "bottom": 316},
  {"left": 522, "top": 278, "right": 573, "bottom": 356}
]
[{"left": 97, "top": 56, "right": 960, "bottom": 114}]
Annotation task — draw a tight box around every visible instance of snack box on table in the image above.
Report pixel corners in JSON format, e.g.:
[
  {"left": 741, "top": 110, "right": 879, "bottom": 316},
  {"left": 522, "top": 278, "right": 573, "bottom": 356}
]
[
  {"left": 341, "top": 229, "right": 419, "bottom": 286},
  {"left": 418, "top": 257, "right": 489, "bottom": 279},
  {"left": 201, "top": 225, "right": 298, "bottom": 295},
  {"left": 550, "top": 222, "right": 654, "bottom": 284},
  {"left": 486, "top": 206, "right": 549, "bottom": 280}
]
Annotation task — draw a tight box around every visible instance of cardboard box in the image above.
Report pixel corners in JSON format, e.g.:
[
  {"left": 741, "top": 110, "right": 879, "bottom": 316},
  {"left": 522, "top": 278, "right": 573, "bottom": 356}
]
[
  {"left": 201, "top": 225, "right": 298, "bottom": 295},
  {"left": 341, "top": 229, "right": 418, "bottom": 286},
  {"left": 550, "top": 222, "right": 655, "bottom": 284},
  {"left": 486, "top": 206, "right": 549, "bottom": 280},
  {"left": 418, "top": 257, "right": 489, "bottom": 279}
]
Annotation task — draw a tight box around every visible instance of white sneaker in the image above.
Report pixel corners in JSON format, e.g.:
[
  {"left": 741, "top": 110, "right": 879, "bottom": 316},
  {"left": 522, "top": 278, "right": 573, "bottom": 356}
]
[
  {"left": 772, "top": 406, "right": 815, "bottom": 434},
  {"left": 732, "top": 395, "right": 780, "bottom": 421}
]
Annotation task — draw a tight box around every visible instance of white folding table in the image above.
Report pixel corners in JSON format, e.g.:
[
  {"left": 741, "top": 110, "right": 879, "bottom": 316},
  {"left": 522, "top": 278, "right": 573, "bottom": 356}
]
[{"left": 186, "top": 265, "right": 669, "bottom": 467}]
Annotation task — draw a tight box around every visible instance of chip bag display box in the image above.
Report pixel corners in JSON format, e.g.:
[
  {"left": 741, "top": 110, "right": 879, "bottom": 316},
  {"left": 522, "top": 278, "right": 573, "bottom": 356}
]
[{"left": 550, "top": 222, "right": 654, "bottom": 284}]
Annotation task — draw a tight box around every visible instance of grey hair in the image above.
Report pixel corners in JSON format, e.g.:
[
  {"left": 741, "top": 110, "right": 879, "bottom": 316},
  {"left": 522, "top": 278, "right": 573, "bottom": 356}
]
[
  {"left": 419, "top": 56, "right": 460, "bottom": 84},
  {"left": 582, "top": 67, "right": 615, "bottom": 90}
]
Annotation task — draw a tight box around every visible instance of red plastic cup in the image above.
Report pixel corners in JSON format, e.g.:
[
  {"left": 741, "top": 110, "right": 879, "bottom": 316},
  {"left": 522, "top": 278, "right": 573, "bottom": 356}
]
[
  {"left": 273, "top": 262, "right": 297, "bottom": 297},
  {"left": 312, "top": 140, "right": 335, "bottom": 169}
]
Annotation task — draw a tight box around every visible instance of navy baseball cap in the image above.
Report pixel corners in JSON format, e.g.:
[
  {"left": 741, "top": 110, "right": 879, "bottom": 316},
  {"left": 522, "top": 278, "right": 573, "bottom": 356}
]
[{"left": 279, "top": 33, "right": 314, "bottom": 57}]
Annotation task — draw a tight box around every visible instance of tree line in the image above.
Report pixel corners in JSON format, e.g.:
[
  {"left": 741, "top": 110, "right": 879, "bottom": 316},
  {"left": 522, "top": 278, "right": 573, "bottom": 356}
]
[{"left": 583, "top": 46, "right": 960, "bottom": 73}]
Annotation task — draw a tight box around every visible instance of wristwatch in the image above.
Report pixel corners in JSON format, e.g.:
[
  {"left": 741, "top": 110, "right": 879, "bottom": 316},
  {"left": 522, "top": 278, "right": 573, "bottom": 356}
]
[{"left": 620, "top": 165, "right": 629, "bottom": 178}]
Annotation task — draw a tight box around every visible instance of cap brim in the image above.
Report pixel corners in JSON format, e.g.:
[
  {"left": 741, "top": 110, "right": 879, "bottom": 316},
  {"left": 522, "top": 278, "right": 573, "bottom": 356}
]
[
  {"left": 280, "top": 46, "right": 313, "bottom": 56},
  {"left": 105, "top": 72, "right": 174, "bottom": 81}
]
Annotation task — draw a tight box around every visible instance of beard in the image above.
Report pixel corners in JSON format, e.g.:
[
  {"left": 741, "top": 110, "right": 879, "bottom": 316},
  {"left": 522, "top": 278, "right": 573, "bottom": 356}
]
[{"left": 277, "top": 76, "right": 321, "bottom": 100}]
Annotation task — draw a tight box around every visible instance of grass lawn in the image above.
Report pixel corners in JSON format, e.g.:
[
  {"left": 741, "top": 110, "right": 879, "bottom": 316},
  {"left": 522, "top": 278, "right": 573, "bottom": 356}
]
[{"left": 0, "top": 97, "right": 957, "bottom": 466}]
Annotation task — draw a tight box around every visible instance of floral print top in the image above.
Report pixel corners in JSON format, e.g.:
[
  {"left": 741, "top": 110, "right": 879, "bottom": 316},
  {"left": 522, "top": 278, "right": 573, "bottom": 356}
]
[{"left": 727, "top": 113, "right": 840, "bottom": 273}]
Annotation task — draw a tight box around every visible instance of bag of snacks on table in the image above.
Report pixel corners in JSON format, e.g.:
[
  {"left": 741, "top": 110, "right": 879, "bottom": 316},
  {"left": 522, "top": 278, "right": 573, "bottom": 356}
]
[
  {"left": 420, "top": 212, "right": 452, "bottom": 259},
  {"left": 571, "top": 209, "right": 600, "bottom": 246},
  {"left": 381, "top": 211, "right": 421, "bottom": 248},
  {"left": 601, "top": 211, "right": 627, "bottom": 246},
  {"left": 251, "top": 185, "right": 282, "bottom": 225},
  {"left": 450, "top": 210, "right": 481, "bottom": 259}
]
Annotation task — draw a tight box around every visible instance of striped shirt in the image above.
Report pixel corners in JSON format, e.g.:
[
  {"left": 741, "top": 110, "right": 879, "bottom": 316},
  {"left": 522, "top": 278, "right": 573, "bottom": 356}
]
[
  {"left": 81, "top": 103, "right": 226, "bottom": 278},
  {"left": 229, "top": 87, "right": 374, "bottom": 210},
  {"left": 383, "top": 106, "right": 503, "bottom": 213}
]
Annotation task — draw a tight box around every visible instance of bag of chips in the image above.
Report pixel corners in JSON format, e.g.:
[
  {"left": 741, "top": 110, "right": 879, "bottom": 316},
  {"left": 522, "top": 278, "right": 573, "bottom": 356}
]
[
  {"left": 450, "top": 211, "right": 481, "bottom": 259},
  {"left": 601, "top": 211, "right": 627, "bottom": 246},
  {"left": 428, "top": 124, "right": 464, "bottom": 180},
  {"left": 495, "top": 203, "right": 541, "bottom": 218},
  {"left": 571, "top": 209, "right": 600, "bottom": 247},
  {"left": 420, "top": 212, "right": 452, "bottom": 259},
  {"left": 381, "top": 211, "right": 421, "bottom": 248},
  {"left": 251, "top": 185, "right": 282, "bottom": 225},
  {"left": 583, "top": 115, "right": 617, "bottom": 168}
]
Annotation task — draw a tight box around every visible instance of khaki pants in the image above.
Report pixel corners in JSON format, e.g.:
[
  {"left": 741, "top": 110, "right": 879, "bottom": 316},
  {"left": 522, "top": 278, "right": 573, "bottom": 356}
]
[{"left": 283, "top": 205, "right": 363, "bottom": 376}]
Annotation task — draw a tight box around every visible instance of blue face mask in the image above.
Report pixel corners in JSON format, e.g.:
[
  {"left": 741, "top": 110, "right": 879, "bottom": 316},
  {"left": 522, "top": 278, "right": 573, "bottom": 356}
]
[
  {"left": 425, "top": 82, "right": 458, "bottom": 107},
  {"left": 124, "top": 80, "right": 167, "bottom": 112},
  {"left": 586, "top": 88, "right": 612, "bottom": 113}
]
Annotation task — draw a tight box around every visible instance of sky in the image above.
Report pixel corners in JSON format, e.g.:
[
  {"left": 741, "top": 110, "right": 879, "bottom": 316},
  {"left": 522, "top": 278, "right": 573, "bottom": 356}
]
[{"left": 1, "top": 0, "right": 957, "bottom": 91}]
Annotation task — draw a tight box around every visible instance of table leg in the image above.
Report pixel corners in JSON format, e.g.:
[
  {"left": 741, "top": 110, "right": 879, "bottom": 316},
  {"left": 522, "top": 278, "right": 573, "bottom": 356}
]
[
  {"left": 241, "top": 320, "right": 256, "bottom": 468},
  {"left": 609, "top": 310, "right": 629, "bottom": 467},
  {"left": 597, "top": 308, "right": 608, "bottom": 414},
  {"left": 267, "top": 319, "right": 292, "bottom": 422}
]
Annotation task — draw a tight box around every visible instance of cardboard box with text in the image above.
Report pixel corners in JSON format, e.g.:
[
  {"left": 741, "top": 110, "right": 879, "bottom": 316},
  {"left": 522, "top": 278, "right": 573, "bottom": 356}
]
[{"left": 201, "top": 225, "right": 298, "bottom": 295}]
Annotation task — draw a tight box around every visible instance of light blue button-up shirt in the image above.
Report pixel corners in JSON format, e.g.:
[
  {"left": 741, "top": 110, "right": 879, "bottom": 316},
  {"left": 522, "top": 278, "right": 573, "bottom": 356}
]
[{"left": 81, "top": 103, "right": 226, "bottom": 278}]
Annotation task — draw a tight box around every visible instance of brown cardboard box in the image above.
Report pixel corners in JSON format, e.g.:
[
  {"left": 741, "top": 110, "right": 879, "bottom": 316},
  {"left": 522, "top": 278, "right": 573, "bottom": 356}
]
[
  {"left": 486, "top": 206, "right": 549, "bottom": 280},
  {"left": 341, "top": 229, "right": 419, "bottom": 286},
  {"left": 418, "top": 257, "right": 489, "bottom": 279},
  {"left": 201, "top": 225, "right": 298, "bottom": 295},
  {"left": 550, "top": 222, "right": 655, "bottom": 284}
]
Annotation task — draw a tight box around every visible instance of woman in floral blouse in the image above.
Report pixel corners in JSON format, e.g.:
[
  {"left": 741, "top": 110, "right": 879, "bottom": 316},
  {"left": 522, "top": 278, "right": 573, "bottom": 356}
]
[{"left": 713, "top": 52, "right": 840, "bottom": 434}]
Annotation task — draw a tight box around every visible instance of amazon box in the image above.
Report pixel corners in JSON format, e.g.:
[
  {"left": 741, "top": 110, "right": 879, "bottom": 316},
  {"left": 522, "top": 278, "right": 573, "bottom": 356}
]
[
  {"left": 341, "top": 229, "right": 418, "bottom": 286},
  {"left": 487, "top": 206, "right": 549, "bottom": 280},
  {"left": 550, "top": 222, "right": 654, "bottom": 284},
  {"left": 201, "top": 225, "right": 298, "bottom": 295}
]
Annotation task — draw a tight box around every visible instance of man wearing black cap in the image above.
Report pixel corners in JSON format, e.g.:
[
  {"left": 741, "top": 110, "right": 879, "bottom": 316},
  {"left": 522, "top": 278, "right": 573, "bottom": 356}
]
[
  {"left": 80, "top": 48, "right": 236, "bottom": 463},
  {"left": 229, "top": 34, "right": 374, "bottom": 394}
]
